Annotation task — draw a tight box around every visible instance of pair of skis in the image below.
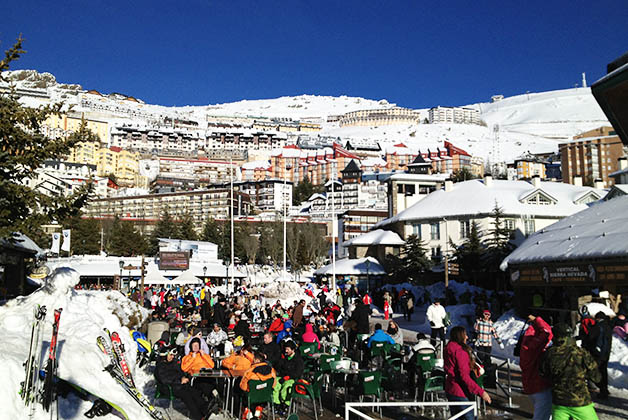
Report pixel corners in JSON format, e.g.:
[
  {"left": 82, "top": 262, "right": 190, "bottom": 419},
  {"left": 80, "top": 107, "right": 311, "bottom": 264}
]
[
  {"left": 20, "top": 305, "right": 47, "bottom": 413},
  {"left": 20, "top": 306, "right": 63, "bottom": 419},
  {"left": 97, "top": 330, "right": 165, "bottom": 420}
]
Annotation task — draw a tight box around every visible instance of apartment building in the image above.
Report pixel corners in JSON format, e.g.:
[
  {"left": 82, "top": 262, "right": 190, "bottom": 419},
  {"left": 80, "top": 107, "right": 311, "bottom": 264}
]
[
  {"left": 560, "top": 126, "right": 626, "bottom": 187},
  {"left": 84, "top": 188, "right": 252, "bottom": 231},
  {"left": 237, "top": 179, "right": 293, "bottom": 212},
  {"left": 25, "top": 160, "right": 110, "bottom": 198},
  {"left": 428, "top": 106, "right": 481, "bottom": 125},
  {"left": 96, "top": 147, "right": 140, "bottom": 186},
  {"left": 241, "top": 160, "right": 272, "bottom": 181},
  {"left": 44, "top": 112, "right": 110, "bottom": 143},
  {"left": 338, "top": 209, "right": 389, "bottom": 257},
  {"left": 514, "top": 153, "right": 548, "bottom": 179},
  {"left": 385, "top": 141, "right": 472, "bottom": 173},
  {"left": 270, "top": 143, "right": 361, "bottom": 186},
  {"left": 339, "top": 107, "right": 421, "bottom": 127}
]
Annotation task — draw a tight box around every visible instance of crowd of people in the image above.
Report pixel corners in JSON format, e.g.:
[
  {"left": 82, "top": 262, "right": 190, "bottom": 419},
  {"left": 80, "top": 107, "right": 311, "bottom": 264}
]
[{"left": 119, "top": 280, "right": 623, "bottom": 420}]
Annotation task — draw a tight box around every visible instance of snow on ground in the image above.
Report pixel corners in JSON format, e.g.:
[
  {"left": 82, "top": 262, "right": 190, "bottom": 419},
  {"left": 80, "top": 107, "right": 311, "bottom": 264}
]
[
  {"left": 491, "top": 309, "right": 628, "bottom": 389},
  {"left": 0, "top": 267, "right": 153, "bottom": 420},
  {"left": 372, "top": 280, "right": 628, "bottom": 390}
]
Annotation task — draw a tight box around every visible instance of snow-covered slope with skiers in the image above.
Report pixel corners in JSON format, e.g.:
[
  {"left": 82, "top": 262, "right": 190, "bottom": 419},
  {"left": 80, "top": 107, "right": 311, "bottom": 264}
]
[{"left": 1, "top": 69, "right": 609, "bottom": 162}]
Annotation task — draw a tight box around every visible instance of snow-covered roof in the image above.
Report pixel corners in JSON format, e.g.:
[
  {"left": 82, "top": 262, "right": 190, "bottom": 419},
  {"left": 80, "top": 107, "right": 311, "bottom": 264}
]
[
  {"left": 376, "top": 179, "right": 605, "bottom": 228},
  {"left": 344, "top": 229, "right": 405, "bottom": 246},
  {"left": 386, "top": 173, "right": 449, "bottom": 182},
  {"left": 242, "top": 160, "right": 271, "bottom": 170},
  {"left": 45, "top": 257, "right": 245, "bottom": 278},
  {"left": 1, "top": 233, "right": 43, "bottom": 256},
  {"left": 314, "top": 257, "right": 386, "bottom": 276},
  {"left": 360, "top": 157, "right": 387, "bottom": 167},
  {"left": 500, "top": 195, "right": 628, "bottom": 269}
]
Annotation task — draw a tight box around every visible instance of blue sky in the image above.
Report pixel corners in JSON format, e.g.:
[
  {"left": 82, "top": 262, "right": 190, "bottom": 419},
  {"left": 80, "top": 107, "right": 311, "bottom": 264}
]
[{"left": 2, "top": 1, "right": 627, "bottom": 108}]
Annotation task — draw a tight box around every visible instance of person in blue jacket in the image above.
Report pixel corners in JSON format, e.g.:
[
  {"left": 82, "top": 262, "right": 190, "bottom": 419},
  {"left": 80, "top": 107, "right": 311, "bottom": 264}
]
[
  {"left": 367, "top": 323, "right": 395, "bottom": 347},
  {"left": 277, "top": 319, "right": 294, "bottom": 343}
]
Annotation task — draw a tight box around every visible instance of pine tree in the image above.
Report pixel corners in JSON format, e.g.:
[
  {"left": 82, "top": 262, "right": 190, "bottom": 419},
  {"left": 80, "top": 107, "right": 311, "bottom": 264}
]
[
  {"left": 451, "top": 221, "right": 485, "bottom": 283},
  {"left": 149, "top": 210, "right": 177, "bottom": 255},
  {"left": 483, "top": 202, "right": 515, "bottom": 273},
  {"left": 63, "top": 216, "right": 101, "bottom": 255},
  {"left": 401, "top": 234, "right": 433, "bottom": 282},
  {"left": 258, "top": 221, "right": 282, "bottom": 267},
  {"left": 0, "top": 37, "right": 97, "bottom": 242},
  {"left": 107, "top": 217, "right": 147, "bottom": 256},
  {"left": 177, "top": 212, "right": 198, "bottom": 241}
]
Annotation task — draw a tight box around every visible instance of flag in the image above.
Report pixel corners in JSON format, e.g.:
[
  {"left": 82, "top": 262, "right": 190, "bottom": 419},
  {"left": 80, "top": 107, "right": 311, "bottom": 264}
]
[
  {"left": 61, "top": 229, "right": 71, "bottom": 252},
  {"left": 51, "top": 233, "right": 61, "bottom": 254}
]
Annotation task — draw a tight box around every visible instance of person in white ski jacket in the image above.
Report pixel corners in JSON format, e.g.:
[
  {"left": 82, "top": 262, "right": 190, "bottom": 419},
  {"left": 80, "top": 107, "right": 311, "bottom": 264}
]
[{"left": 426, "top": 297, "right": 447, "bottom": 345}]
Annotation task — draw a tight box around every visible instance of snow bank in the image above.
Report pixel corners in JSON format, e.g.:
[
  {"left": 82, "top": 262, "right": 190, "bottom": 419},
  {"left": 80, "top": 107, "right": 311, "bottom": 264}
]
[
  {"left": 0, "top": 267, "right": 153, "bottom": 419},
  {"left": 493, "top": 310, "right": 628, "bottom": 389}
]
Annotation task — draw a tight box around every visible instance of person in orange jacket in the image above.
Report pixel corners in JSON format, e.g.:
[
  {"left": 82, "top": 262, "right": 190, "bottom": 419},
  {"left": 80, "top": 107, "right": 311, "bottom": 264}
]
[
  {"left": 221, "top": 344, "right": 255, "bottom": 377},
  {"left": 240, "top": 351, "right": 276, "bottom": 392},
  {"left": 181, "top": 337, "right": 215, "bottom": 375}
]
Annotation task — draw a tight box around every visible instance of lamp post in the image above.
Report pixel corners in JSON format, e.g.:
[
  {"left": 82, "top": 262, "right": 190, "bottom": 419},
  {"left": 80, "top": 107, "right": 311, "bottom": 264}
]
[
  {"left": 229, "top": 156, "right": 235, "bottom": 295},
  {"left": 365, "top": 258, "right": 371, "bottom": 294},
  {"left": 283, "top": 162, "right": 292, "bottom": 281},
  {"left": 331, "top": 161, "right": 337, "bottom": 295},
  {"left": 203, "top": 265, "right": 207, "bottom": 283},
  {"left": 118, "top": 260, "right": 124, "bottom": 291}
]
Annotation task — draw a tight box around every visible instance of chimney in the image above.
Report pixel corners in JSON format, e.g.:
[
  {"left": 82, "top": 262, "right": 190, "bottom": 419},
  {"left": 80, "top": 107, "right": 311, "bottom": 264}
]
[
  {"left": 484, "top": 173, "right": 493, "bottom": 187},
  {"left": 594, "top": 178, "right": 605, "bottom": 189},
  {"left": 573, "top": 175, "right": 583, "bottom": 187},
  {"left": 619, "top": 156, "right": 628, "bottom": 171},
  {"left": 531, "top": 175, "right": 541, "bottom": 188},
  {"left": 444, "top": 179, "right": 453, "bottom": 192}
]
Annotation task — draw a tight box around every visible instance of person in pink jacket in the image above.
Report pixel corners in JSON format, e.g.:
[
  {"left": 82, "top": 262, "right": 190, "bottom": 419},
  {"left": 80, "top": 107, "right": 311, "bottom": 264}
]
[
  {"left": 444, "top": 326, "right": 491, "bottom": 420},
  {"left": 301, "top": 323, "right": 321, "bottom": 350},
  {"left": 520, "top": 315, "right": 553, "bottom": 420}
]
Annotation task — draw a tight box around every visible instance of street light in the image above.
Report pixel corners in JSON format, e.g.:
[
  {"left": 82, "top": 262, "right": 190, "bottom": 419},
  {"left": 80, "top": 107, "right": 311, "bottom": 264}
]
[
  {"left": 283, "top": 162, "right": 292, "bottom": 281},
  {"left": 365, "top": 258, "right": 371, "bottom": 294},
  {"left": 203, "top": 265, "right": 207, "bottom": 283},
  {"left": 118, "top": 260, "right": 124, "bottom": 291}
]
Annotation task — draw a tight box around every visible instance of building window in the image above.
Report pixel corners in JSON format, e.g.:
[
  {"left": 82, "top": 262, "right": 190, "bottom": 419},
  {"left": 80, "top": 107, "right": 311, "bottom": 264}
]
[
  {"left": 412, "top": 223, "right": 421, "bottom": 239},
  {"left": 430, "top": 222, "right": 440, "bottom": 240},
  {"left": 460, "top": 220, "right": 471, "bottom": 239},
  {"left": 431, "top": 246, "right": 442, "bottom": 262},
  {"left": 524, "top": 219, "right": 535, "bottom": 236},
  {"left": 504, "top": 219, "right": 516, "bottom": 231}
]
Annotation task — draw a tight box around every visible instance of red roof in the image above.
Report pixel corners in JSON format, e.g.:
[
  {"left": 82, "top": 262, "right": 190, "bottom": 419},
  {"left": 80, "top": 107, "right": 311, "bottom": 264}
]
[
  {"left": 109, "top": 146, "right": 123, "bottom": 153},
  {"left": 443, "top": 141, "right": 471, "bottom": 157}
]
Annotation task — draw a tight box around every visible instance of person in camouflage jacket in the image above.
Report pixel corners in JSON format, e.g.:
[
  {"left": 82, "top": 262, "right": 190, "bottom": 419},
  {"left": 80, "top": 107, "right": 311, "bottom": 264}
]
[{"left": 540, "top": 323, "right": 601, "bottom": 420}]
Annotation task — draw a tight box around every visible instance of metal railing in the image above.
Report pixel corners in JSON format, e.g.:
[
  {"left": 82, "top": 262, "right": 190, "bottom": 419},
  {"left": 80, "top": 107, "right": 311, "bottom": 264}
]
[
  {"left": 474, "top": 349, "right": 519, "bottom": 409},
  {"left": 345, "top": 401, "right": 476, "bottom": 420}
]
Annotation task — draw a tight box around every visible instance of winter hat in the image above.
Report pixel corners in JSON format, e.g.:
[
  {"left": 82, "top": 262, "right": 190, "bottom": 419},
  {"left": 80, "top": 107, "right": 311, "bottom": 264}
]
[
  {"left": 483, "top": 309, "right": 491, "bottom": 314},
  {"left": 240, "top": 313, "right": 248, "bottom": 321}
]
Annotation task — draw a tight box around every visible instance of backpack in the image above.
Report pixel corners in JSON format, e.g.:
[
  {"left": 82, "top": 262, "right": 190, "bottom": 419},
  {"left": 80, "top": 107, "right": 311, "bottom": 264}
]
[{"left": 443, "top": 312, "right": 452, "bottom": 327}]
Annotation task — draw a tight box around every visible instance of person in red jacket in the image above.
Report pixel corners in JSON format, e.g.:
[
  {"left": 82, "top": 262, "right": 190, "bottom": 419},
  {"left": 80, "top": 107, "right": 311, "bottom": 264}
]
[
  {"left": 520, "top": 315, "right": 553, "bottom": 420},
  {"left": 268, "top": 313, "right": 284, "bottom": 334},
  {"left": 444, "top": 326, "right": 491, "bottom": 420}
]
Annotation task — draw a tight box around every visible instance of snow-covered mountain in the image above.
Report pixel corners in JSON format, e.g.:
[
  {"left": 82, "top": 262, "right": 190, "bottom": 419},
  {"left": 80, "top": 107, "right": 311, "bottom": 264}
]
[{"left": 1, "top": 69, "right": 610, "bottom": 162}]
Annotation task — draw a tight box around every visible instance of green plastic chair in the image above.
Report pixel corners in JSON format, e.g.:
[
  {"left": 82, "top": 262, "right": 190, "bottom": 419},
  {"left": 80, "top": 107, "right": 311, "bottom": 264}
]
[
  {"left": 299, "top": 342, "right": 318, "bottom": 358},
  {"left": 319, "top": 354, "right": 341, "bottom": 373},
  {"left": 414, "top": 352, "right": 437, "bottom": 400},
  {"left": 244, "top": 379, "right": 275, "bottom": 420},
  {"left": 421, "top": 375, "right": 445, "bottom": 416},
  {"left": 289, "top": 379, "right": 318, "bottom": 420},
  {"left": 358, "top": 371, "right": 383, "bottom": 417},
  {"left": 369, "top": 341, "right": 388, "bottom": 358},
  {"left": 154, "top": 383, "right": 176, "bottom": 415}
]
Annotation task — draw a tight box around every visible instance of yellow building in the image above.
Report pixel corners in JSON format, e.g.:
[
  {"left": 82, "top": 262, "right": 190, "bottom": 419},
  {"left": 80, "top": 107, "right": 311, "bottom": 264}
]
[
  {"left": 45, "top": 112, "right": 109, "bottom": 143},
  {"left": 95, "top": 147, "right": 140, "bottom": 186},
  {"left": 67, "top": 141, "right": 99, "bottom": 165}
]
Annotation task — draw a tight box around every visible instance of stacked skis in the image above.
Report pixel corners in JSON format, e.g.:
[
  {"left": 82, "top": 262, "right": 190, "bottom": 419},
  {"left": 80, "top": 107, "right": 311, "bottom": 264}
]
[
  {"left": 19, "top": 305, "right": 47, "bottom": 413},
  {"left": 97, "top": 329, "right": 165, "bottom": 420}
]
